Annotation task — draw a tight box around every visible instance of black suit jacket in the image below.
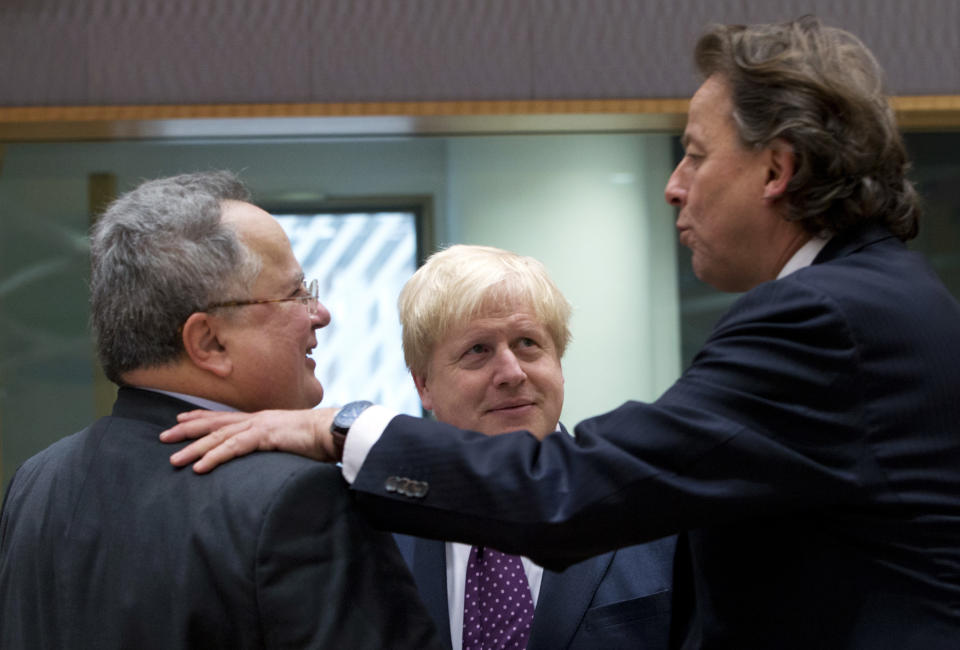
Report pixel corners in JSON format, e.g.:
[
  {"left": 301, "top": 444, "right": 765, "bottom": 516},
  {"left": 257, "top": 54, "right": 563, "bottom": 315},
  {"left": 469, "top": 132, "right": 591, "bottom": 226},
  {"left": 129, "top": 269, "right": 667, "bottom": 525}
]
[
  {"left": 350, "top": 225, "right": 960, "bottom": 648},
  {"left": 0, "top": 388, "right": 442, "bottom": 649}
]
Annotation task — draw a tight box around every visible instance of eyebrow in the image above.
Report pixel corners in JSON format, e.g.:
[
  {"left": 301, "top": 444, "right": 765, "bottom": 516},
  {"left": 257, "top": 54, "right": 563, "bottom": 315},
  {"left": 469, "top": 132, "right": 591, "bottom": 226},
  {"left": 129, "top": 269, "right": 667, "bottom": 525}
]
[
  {"left": 288, "top": 273, "right": 305, "bottom": 295},
  {"left": 681, "top": 131, "right": 703, "bottom": 151}
]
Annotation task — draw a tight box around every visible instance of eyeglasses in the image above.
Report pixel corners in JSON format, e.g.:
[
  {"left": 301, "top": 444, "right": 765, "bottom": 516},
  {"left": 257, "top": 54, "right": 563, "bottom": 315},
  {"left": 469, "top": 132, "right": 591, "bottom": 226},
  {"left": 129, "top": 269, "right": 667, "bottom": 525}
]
[{"left": 205, "top": 279, "right": 321, "bottom": 316}]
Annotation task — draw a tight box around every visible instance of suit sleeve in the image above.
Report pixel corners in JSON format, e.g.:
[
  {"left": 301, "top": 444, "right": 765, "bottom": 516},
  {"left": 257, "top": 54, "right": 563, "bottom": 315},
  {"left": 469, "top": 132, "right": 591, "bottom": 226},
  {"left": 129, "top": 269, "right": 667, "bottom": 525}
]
[
  {"left": 254, "top": 463, "right": 443, "bottom": 649},
  {"left": 350, "top": 279, "right": 883, "bottom": 569}
]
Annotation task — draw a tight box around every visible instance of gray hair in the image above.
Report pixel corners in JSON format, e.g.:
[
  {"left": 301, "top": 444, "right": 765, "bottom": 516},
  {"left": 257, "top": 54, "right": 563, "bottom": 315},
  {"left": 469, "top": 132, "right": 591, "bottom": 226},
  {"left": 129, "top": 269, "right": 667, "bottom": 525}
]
[
  {"left": 695, "top": 15, "right": 919, "bottom": 240},
  {"left": 90, "top": 171, "right": 260, "bottom": 384}
]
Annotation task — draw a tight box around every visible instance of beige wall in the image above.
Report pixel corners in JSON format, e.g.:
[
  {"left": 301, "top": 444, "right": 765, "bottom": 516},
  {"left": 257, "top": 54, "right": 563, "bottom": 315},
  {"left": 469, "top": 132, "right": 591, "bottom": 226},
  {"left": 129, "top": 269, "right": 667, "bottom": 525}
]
[{"left": 447, "top": 134, "right": 680, "bottom": 423}]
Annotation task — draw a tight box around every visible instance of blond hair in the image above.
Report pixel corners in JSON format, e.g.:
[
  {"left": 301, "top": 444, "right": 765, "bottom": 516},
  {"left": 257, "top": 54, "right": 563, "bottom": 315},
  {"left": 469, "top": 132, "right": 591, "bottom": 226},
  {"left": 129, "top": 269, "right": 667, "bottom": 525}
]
[{"left": 399, "top": 245, "right": 572, "bottom": 378}]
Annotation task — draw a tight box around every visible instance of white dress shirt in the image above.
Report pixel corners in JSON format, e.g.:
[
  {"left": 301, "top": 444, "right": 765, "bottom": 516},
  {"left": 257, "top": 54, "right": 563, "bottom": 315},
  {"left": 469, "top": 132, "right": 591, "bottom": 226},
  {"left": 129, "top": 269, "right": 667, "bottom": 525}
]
[{"left": 777, "top": 233, "right": 829, "bottom": 279}]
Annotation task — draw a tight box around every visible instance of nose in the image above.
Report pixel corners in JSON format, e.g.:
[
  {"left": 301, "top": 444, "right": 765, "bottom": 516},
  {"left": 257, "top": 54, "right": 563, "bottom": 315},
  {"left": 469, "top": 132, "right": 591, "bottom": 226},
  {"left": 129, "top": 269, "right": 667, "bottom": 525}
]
[
  {"left": 664, "top": 163, "right": 687, "bottom": 208},
  {"left": 311, "top": 301, "right": 332, "bottom": 329},
  {"left": 493, "top": 348, "right": 526, "bottom": 387}
]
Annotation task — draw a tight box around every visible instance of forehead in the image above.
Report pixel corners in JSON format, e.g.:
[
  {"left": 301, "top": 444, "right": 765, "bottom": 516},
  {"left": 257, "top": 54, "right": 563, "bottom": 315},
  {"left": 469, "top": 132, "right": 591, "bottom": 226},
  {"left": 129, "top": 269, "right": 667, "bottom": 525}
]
[
  {"left": 471, "top": 296, "right": 543, "bottom": 325},
  {"left": 222, "top": 200, "right": 302, "bottom": 286},
  {"left": 683, "top": 75, "right": 737, "bottom": 147},
  {"left": 223, "top": 201, "right": 286, "bottom": 252},
  {"left": 443, "top": 302, "right": 547, "bottom": 341}
]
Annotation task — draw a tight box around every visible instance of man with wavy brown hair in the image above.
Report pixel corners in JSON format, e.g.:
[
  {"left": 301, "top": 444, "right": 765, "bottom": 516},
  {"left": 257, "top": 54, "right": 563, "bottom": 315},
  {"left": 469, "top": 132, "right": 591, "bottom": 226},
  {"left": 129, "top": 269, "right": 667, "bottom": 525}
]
[
  {"left": 162, "top": 18, "right": 960, "bottom": 649},
  {"left": 668, "top": 16, "right": 919, "bottom": 294}
]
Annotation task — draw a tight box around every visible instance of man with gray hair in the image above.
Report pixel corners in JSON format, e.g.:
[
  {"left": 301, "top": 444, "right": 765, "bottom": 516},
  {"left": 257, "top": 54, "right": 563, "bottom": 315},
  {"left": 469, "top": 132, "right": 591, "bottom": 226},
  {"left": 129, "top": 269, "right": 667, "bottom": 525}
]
[{"left": 0, "top": 171, "right": 441, "bottom": 649}]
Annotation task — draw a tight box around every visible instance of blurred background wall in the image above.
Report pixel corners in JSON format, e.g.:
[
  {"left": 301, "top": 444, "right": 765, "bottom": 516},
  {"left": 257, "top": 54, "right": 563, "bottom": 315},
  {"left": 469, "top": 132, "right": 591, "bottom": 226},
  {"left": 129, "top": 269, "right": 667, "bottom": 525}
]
[{"left": 2, "top": 0, "right": 958, "bottom": 495}]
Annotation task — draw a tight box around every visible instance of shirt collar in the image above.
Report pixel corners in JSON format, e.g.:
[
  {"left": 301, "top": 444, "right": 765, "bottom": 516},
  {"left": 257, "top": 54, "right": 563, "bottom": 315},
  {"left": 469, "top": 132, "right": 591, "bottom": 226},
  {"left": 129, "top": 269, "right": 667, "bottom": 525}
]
[
  {"left": 137, "top": 387, "right": 238, "bottom": 412},
  {"left": 777, "top": 233, "right": 831, "bottom": 279}
]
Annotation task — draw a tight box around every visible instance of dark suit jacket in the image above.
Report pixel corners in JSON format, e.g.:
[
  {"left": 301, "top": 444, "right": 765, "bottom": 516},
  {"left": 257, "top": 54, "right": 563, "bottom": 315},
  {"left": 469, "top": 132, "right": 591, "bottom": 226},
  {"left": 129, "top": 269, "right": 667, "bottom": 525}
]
[
  {"left": 0, "top": 388, "right": 441, "bottom": 650},
  {"left": 395, "top": 508, "right": 676, "bottom": 649},
  {"left": 350, "top": 225, "right": 960, "bottom": 649}
]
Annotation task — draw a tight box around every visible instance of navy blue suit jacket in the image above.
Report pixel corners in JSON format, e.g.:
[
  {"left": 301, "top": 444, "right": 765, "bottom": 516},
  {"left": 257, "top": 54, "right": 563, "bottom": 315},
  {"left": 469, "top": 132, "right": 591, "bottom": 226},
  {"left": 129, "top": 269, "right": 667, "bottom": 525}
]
[
  {"left": 350, "top": 225, "right": 960, "bottom": 649},
  {"left": 394, "top": 427, "right": 676, "bottom": 650}
]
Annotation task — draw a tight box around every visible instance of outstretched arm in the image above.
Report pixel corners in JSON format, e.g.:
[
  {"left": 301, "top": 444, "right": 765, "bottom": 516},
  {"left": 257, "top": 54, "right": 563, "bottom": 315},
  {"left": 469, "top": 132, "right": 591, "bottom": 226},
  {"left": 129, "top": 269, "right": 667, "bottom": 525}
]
[{"left": 160, "top": 408, "right": 340, "bottom": 472}]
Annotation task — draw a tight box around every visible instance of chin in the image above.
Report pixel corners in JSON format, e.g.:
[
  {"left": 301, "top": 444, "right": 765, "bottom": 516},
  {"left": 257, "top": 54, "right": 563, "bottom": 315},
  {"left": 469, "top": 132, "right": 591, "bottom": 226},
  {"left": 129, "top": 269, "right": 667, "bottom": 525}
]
[
  {"left": 301, "top": 379, "right": 325, "bottom": 408},
  {"left": 285, "top": 392, "right": 323, "bottom": 411},
  {"left": 488, "top": 417, "right": 543, "bottom": 437}
]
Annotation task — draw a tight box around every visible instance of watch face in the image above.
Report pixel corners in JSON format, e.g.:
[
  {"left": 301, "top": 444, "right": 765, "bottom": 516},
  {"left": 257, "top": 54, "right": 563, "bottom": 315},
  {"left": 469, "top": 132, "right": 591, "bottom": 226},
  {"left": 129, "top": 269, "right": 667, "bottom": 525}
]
[{"left": 333, "top": 400, "right": 373, "bottom": 433}]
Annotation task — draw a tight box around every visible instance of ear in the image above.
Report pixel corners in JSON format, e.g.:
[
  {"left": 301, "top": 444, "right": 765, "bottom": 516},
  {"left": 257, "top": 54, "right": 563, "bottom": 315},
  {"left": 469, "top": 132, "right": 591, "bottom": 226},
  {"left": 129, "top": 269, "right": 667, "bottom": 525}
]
[
  {"left": 763, "top": 138, "right": 795, "bottom": 201},
  {"left": 412, "top": 372, "right": 434, "bottom": 411},
  {"left": 181, "top": 312, "right": 233, "bottom": 378}
]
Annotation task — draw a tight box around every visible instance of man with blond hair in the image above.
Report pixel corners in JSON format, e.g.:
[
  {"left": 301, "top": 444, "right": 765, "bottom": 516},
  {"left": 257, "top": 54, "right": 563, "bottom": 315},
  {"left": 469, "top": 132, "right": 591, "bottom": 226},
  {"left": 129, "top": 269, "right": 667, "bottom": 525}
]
[{"left": 393, "top": 244, "right": 675, "bottom": 650}]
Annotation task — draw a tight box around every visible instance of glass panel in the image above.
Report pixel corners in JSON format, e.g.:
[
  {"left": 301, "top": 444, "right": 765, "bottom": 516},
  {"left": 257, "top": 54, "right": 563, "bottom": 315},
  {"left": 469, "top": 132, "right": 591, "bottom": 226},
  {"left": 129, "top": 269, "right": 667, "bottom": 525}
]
[
  {"left": 905, "top": 133, "right": 960, "bottom": 295},
  {"left": 274, "top": 212, "right": 421, "bottom": 416}
]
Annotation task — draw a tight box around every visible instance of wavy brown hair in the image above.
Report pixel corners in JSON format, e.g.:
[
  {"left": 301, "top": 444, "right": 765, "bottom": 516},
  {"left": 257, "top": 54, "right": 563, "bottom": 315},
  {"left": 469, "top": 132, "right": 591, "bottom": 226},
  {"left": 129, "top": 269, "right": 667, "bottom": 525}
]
[{"left": 695, "top": 16, "right": 919, "bottom": 240}]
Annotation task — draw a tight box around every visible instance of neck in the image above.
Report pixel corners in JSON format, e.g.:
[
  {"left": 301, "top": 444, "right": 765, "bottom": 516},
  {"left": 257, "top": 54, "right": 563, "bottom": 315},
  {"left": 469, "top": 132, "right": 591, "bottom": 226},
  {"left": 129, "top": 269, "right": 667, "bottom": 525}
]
[
  {"left": 121, "top": 363, "right": 233, "bottom": 408},
  {"left": 771, "top": 228, "right": 812, "bottom": 279}
]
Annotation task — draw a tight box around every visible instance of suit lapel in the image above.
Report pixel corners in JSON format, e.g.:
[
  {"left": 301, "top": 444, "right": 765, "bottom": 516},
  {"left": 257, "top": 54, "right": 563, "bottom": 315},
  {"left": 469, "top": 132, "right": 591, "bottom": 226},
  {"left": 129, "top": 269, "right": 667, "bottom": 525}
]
[
  {"left": 398, "top": 536, "right": 453, "bottom": 650},
  {"left": 527, "top": 551, "right": 615, "bottom": 650}
]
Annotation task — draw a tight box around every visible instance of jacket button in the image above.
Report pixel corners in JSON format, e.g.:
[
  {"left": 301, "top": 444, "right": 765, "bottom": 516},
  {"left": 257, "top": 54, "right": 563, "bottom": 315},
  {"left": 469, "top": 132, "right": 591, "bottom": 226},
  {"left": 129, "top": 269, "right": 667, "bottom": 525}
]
[{"left": 412, "top": 481, "right": 429, "bottom": 498}]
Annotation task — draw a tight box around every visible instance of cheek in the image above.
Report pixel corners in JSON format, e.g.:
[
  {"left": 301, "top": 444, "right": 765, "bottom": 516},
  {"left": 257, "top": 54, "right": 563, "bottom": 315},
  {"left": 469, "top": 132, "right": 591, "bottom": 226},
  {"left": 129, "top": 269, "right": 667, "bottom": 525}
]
[
  {"left": 278, "top": 320, "right": 311, "bottom": 348},
  {"left": 424, "top": 370, "right": 487, "bottom": 415},
  {"left": 458, "top": 374, "right": 489, "bottom": 402},
  {"left": 418, "top": 386, "right": 435, "bottom": 412},
  {"left": 533, "top": 362, "right": 564, "bottom": 396}
]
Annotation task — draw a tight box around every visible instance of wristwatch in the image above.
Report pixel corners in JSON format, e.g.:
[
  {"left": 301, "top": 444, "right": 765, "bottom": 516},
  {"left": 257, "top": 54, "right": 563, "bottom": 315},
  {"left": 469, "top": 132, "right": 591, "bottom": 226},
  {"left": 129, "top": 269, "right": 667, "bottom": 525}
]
[{"left": 331, "top": 400, "right": 374, "bottom": 438}]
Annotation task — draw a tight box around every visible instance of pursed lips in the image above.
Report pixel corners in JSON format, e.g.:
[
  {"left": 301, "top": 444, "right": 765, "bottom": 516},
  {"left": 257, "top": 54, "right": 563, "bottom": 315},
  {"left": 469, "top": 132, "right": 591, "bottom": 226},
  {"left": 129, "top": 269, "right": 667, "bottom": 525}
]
[{"left": 485, "top": 400, "right": 536, "bottom": 414}]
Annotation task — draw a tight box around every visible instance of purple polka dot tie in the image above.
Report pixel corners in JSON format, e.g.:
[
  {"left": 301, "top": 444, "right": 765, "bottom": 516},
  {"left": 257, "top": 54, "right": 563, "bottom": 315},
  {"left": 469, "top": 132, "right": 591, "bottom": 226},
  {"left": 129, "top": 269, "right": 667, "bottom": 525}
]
[{"left": 462, "top": 545, "right": 534, "bottom": 650}]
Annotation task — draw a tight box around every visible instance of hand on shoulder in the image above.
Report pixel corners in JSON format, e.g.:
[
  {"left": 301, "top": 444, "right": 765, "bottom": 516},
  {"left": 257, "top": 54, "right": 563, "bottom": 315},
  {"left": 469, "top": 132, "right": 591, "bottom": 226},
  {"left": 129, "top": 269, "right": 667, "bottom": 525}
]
[{"left": 160, "top": 408, "right": 340, "bottom": 473}]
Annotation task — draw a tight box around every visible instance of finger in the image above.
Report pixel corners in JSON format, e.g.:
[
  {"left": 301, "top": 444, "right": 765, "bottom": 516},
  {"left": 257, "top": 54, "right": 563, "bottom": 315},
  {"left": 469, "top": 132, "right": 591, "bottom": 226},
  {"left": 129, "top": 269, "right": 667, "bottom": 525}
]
[
  {"left": 176, "top": 410, "right": 248, "bottom": 425},
  {"left": 160, "top": 420, "right": 213, "bottom": 443},
  {"left": 191, "top": 427, "right": 265, "bottom": 474},
  {"left": 169, "top": 421, "right": 251, "bottom": 466},
  {"left": 174, "top": 409, "right": 216, "bottom": 422},
  {"left": 160, "top": 412, "right": 247, "bottom": 442}
]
